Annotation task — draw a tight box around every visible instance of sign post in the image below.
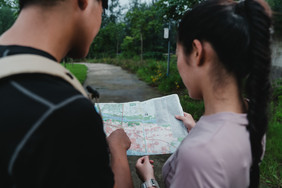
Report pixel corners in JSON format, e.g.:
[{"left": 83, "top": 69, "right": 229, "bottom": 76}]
[{"left": 164, "top": 23, "right": 171, "bottom": 77}]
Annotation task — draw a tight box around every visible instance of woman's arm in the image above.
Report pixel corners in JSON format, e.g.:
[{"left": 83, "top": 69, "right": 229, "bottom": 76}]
[{"left": 135, "top": 156, "right": 156, "bottom": 188}]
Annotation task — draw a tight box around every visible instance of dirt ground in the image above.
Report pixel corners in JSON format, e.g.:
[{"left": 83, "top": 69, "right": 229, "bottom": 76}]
[{"left": 82, "top": 63, "right": 170, "bottom": 188}]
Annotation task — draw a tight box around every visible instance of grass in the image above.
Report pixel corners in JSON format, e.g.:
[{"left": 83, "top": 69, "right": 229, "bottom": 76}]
[
  {"left": 260, "top": 80, "right": 282, "bottom": 187},
  {"left": 64, "top": 63, "right": 88, "bottom": 84},
  {"left": 88, "top": 57, "right": 282, "bottom": 187}
]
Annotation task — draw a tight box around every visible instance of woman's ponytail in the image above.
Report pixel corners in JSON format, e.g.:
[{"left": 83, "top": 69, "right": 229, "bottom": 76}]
[{"left": 243, "top": 0, "right": 272, "bottom": 187}]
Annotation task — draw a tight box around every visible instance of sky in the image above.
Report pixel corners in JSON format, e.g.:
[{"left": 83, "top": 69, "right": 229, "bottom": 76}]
[
  {"left": 119, "top": 0, "right": 152, "bottom": 8},
  {"left": 119, "top": 0, "right": 130, "bottom": 6}
]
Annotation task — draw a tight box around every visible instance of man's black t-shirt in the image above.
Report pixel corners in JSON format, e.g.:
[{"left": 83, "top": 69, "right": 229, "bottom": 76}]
[{"left": 0, "top": 45, "right": 114, "bottom": 188}]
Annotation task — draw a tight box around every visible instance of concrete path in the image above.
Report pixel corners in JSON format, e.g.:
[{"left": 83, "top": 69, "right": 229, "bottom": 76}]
[
  {"left": 82, "top": 63, "right": 161, "bottom": 102},
  {"left": 271, "top": 42, "right": 282, "bottom": 80},
  {"left": 272, "top": 41, "right": 282, "bottom": 68},
  {"left": 81, "top": 63, "right": 171, "bottom": 188}
]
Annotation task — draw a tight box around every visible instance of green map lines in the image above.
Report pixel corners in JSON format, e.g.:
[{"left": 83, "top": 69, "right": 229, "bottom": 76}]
[{"left": 96, "top": 94, "right": 188, "bottom": 155}]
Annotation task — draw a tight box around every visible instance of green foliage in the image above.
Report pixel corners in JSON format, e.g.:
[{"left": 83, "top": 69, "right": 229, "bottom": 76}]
[
  {"left": 143, "top": 52, "right": 165, "bottom": 60},
  {"left": 0, "top": 0, "right": 18, "bottom": 9},
  {"left": 88, "top": 22, "right": 126, "bottom": 58},
  {"left": 121, "top": 36, "right": 137, "bottom": 58},
  {"left": 179, "top": 95, "right": 204, "bottom": 121},
  {"left": 272, "top": 79, "right": 282, "bottom": 101},
  {"left": 0, "top": 6, "right": 16, "bottom": 35},
  {"left": 88, "top": 0, "right": 282, "bottom": 60},
  {"left": 102, "top": 0, "right": 121, "bottom": 25},
  {"left": 124, "top": 3, "right": 165, "bottom": 60},
  {"left": 88, "top": 0, "right": 126, "bottom": 59},
  {"left": 266, "top": 0, "right": 282, "bottom": 36},
  {"left": 158, "top": 73, "right": 182, "bottom": 92},
  {"left": 90, "top": 0, "right": 171, "bottom": 60},
  {"left": 65, "top": 63, "right": 87, "bottom": 84},
  {"left": 156, "top": 0, "right": 200, "bottom": 22},
  {"left": 259, "top": 80, "right": 282, "bottom": 187}
]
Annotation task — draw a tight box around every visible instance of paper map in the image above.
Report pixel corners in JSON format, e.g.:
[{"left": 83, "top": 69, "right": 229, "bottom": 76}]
[{"left": 95, "top": 94, "right": 188, "bottom": 156}]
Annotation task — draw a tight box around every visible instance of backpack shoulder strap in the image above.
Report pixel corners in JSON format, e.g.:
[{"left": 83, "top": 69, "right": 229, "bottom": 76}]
[{"left": 0, "top": 54, "right": 88, "bottom": 97}]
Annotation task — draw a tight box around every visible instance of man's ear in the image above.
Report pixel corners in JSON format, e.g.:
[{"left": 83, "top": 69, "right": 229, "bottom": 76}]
[
  {"left": 78, "top": 0, "right": 88, "bottom": 10},
  {"left": 192, "top": 39, "right": 204, "bottom": 66}
]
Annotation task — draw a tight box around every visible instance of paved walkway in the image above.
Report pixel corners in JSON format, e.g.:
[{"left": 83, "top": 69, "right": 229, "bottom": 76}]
[
  {"left": 272, "top": 42, "right": 282, "bottom": 80},
  {"left": 80, "top": 63, "right": 170, "bottom": 188},
  {"left": 272, "top": 41, "right": 282, "bottom": 67},
  {"left": 82, "top": 63, "right": 161, "bottom": 102}
]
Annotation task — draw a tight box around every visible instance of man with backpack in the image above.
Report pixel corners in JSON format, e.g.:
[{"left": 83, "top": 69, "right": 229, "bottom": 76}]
[{"left": 0, "top": 0, "right": 133, "bottom": 187}]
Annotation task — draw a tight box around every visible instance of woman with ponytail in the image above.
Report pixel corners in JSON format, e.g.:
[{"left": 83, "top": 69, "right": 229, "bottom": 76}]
[{"left": 135, "top": 0, "right": 272, "bottom": 187}]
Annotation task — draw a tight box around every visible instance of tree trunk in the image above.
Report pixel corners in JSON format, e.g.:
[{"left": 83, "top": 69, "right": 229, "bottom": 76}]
[
  {"left": 141, "top": 33, "right": 143, "bottom": 63},
  {"left": 116, "top": 39, "right": 119, "bottom": 57}
]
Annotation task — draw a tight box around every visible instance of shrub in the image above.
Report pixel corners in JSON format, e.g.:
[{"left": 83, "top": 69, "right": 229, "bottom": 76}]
[{"left": 143, "top": 52, "right": 165, "bottom": 60}]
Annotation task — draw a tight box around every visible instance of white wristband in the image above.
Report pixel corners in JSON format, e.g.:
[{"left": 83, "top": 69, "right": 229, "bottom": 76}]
[{"left": 141, "top": 179, "right": 160, "bottom": 188}]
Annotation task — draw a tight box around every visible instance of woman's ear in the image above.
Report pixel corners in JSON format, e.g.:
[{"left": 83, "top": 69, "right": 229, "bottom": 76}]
[
  {"left": 78, "top": 0, "right": 88, "bottom": 10},
  {"left": 192, "top": 39, "right": 204, "bottom": 66}
]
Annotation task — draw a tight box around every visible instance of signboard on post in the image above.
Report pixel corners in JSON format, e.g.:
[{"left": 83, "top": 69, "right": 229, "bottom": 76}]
[
  {"left": 164, "top": 23, "right": 171, "bottom": 76},
  {"left": 164, "top": 28, "right": 169, "bottom": 39}
]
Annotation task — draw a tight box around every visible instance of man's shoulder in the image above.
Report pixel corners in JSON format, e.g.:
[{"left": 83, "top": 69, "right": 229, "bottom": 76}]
[
  {"left": 0, "top": 73, "right": 100, "bottom": 128},
  {"left": 0, "top": 73, "right": 85, "bottom": 104}
]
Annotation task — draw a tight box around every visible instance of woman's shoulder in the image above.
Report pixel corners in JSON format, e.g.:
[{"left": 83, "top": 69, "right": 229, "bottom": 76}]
[
  {"left": 163, "top": 112, "right": 251, "bottom": 185},
  {"left": 171, "top": 112, "right": 251, "bottom": 183},
  {"left": 175, "top": 112, "right": 250, "bottom": 166}
]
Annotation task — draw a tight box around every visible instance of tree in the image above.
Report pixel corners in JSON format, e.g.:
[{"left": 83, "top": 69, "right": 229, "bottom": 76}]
[
  {"left": 89, "top": 22, "right": 126, "bottom": 58},
  {"left": 125, "top": 3, "right": 164, "bottom": 61},
  {"left": 126, "top": 5, "right": 148, "bottom": 61},
  {"left": 88, "top": 0, "right": 126, "bottom": 58},
  {"left": 102, "top": 0, "right": 122, "bottom": 26},
  {"left": 0, "top": 0, "right": 16, "bottom": 8},
  {"left": 121, "top": 36, "right": 136, "bottom": 58},
  {"left": 0, "top": 6, "right": 16, "bottom": 35},
  {"left": 266, "top": 0, "right": 282, "bottom": 36},
  {"left": 155, "top": 0, "right": 200, "bottom": 22}
]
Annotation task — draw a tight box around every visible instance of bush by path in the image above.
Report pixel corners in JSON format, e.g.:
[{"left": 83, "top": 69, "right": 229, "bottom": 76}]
[{"left": 260, "top": 79, "right": 282, "bottom": 187}]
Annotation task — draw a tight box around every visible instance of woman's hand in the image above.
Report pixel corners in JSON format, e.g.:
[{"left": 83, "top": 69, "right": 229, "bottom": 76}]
[
  {"left": 175, "top": 112, "right": 196, "bottom": 132},
  {"left": 135, "top": 156, "right": 155, "bottom": 182}
]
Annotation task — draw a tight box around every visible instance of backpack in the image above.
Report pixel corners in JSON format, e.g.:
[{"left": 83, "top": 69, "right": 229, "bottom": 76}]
[{"left": 0, "top": 54, "right": 88, "bottom": 97}]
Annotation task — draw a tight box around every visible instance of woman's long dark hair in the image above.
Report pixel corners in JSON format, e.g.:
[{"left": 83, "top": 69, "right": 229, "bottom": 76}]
[{"left": 178, "top": 0, "right": 272, "bottom": 187}]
